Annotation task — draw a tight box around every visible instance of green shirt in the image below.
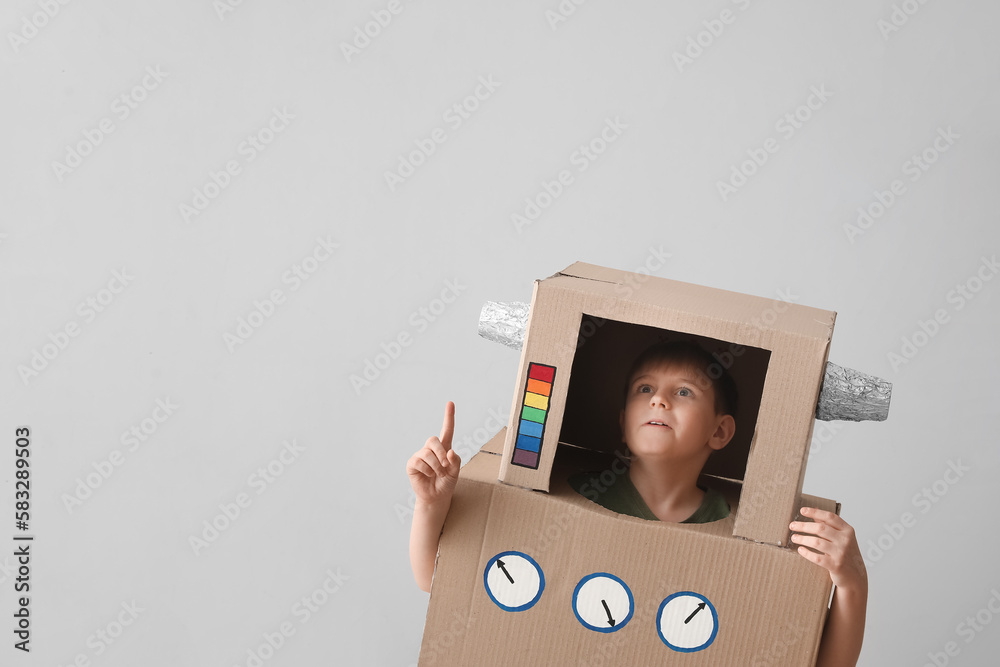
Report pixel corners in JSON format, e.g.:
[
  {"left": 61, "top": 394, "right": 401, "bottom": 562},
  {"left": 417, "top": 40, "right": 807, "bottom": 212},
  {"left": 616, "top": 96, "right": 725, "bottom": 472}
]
[{"left": 567, "top": 470, "right": 730, "bottom": 524}]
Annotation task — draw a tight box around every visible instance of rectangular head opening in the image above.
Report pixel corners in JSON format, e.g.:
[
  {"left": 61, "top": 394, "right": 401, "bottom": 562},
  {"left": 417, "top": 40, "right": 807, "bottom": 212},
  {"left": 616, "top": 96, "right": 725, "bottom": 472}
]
[{"left": 560, "top": 314, "right": 771, "bottom": 483}]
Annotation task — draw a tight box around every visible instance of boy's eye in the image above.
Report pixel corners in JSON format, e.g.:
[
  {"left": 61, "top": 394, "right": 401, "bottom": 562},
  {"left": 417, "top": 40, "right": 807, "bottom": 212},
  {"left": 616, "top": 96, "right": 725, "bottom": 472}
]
[
  {"left": 677, "top": 387, "right": 692, "bottom": 397},
  {"left": 638, "top": 385, "right": 651, "bottom": 393}
]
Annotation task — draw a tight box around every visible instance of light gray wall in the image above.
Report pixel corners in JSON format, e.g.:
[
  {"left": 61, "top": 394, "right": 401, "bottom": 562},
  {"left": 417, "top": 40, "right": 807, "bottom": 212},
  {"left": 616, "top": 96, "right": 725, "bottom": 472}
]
[{"left": 2, "top": 1, "right": 997, "bottom": 665}]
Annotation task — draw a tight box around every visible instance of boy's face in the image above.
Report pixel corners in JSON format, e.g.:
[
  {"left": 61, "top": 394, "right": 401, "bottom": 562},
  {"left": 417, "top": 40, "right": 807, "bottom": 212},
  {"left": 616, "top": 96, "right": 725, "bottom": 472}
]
[{"left": 619, "top": 360, "right": 735, "bottom": 463}]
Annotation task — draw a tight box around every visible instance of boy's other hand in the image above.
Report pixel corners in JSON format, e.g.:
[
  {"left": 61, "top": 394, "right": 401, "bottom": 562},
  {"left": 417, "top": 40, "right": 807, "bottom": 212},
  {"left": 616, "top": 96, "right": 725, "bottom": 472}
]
[
  {"left": 406, "top": 401, "right": 462, "bottom": 507},
  {"left": 789, "top": 507, "right": 868, "bottom": 594}
]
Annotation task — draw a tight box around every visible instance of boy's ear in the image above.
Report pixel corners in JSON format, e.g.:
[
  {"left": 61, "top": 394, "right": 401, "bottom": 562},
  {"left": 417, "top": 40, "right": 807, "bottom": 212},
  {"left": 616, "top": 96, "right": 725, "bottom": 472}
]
[{"left": 709, "top": 415, "right": 736, "bottom": 451}]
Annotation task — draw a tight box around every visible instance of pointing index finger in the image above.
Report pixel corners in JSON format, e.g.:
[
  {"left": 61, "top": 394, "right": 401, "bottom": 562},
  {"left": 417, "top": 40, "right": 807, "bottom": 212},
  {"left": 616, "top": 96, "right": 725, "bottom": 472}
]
[{"left": 440, "top": 401, "right": 455, "bottom": 450}]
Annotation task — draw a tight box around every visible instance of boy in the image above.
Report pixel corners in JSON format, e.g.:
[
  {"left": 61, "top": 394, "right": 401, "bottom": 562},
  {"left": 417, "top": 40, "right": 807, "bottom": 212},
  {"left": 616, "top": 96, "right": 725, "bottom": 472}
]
[
  {"left": 567, "top": 340, "right": 739, "bottom": 524},
  {"left": 406, "top": 341, "right": 867, "bottom": 666}
]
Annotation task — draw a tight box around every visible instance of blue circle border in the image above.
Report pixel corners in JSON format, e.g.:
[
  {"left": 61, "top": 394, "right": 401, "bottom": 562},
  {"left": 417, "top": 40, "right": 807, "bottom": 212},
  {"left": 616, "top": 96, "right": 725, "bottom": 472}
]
[
  {"left": 483, "top": 550, "right": 545, "bottom": 612},
  {"left": 571, "top": 572, "right": 634, "bottom": 633},
  {"left": 656, "top": 591, "right": 719, "bottom": 652}
]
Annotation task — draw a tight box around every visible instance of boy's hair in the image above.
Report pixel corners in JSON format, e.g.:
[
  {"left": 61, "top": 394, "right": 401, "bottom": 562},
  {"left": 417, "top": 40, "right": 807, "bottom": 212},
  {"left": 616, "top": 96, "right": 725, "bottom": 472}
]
[{"left": 622, "top": 340, "right": 739, "bottom": 417}]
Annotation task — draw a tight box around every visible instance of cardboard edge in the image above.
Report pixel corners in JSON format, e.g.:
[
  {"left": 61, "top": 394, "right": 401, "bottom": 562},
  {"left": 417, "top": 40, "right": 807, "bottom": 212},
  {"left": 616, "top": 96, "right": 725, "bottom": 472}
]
[
  {"left": 480, "top": 427, "right": 505, "bottom": 455},
  {"left": 420, "top": 474, "right": 496, "bottom": 665},
  {"left": 555, "top": 261, "right": 624, "bottom": 284},
  {"left": 499, "top": 280, "right": 553, "bottom": 491}
]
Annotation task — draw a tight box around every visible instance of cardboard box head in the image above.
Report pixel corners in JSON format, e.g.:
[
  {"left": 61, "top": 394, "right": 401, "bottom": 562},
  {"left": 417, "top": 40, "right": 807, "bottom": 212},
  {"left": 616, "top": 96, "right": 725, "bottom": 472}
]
[
  {"left": 500, "top": 261, "right": 836, "bottom": 545},
  {"left": 420, "top": 262, "right": 840, "bottom": 666}
]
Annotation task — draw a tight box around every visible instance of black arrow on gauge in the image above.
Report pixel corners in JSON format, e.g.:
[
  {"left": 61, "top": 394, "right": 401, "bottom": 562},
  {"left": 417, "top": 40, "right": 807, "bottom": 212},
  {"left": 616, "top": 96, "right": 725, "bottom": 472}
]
[
  {"left": 601, "top": 599, "right": 616, "bottom": 626},
  {"left": 684, "top": 602, "right": 706, "bottom": 624},
  {"left": 495, "top": 559, "right": 514, "bottom": 584}
]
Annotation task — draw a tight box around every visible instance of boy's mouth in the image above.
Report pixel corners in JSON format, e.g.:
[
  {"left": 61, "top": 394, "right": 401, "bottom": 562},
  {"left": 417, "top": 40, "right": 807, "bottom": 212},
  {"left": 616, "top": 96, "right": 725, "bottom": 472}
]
[{"left": 645, "top": 421, "right": 671, "bottom": 428}]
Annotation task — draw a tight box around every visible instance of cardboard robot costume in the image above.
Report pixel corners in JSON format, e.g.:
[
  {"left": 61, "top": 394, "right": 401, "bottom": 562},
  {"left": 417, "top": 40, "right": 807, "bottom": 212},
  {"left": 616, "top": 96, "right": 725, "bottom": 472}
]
[{"left": 418, "top": 262, "right": 889, "bottom": 666}]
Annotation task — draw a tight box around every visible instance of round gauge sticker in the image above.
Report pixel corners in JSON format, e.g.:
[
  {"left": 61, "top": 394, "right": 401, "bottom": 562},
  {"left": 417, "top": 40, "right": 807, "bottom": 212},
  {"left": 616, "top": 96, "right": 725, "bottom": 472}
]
[
  {"left": 483, "top": 551, "right": 544, "bottom": 612},
  {"left": 656, "top": 591, "right": 719, "bottom": 652},
  {"left": 571, "top": 573, "right": 634, "bottom": 633}
]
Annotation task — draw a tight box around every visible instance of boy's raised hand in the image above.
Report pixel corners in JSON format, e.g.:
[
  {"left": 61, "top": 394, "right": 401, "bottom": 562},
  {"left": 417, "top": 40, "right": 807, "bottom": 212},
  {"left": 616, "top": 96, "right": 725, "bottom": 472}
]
[
  {"left": 406, "top": 401, "right": 462, "bottom": 507},
  {"left": 789, "top": 507, "right": 868, "bottom": 592}
]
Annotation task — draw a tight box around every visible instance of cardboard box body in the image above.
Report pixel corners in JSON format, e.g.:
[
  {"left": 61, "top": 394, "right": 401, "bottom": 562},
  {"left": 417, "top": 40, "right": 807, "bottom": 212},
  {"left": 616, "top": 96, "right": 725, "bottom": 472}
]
[{"left": 419, "top": 262, "right": 840, "bottom": 666}]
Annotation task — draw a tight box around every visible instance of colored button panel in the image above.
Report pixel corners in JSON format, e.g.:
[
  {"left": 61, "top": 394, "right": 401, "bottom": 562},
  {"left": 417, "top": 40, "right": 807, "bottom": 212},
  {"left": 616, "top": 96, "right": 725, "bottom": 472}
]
[{"left": 511, "top": 362, "right": 557, "bottom": 470}]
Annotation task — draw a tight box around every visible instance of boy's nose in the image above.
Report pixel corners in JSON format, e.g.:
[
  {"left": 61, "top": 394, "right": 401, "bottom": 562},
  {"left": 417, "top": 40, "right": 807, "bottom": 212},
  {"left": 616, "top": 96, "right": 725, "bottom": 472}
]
[{"left": 649, "top": 393, "right": 670, "bottom": 408}]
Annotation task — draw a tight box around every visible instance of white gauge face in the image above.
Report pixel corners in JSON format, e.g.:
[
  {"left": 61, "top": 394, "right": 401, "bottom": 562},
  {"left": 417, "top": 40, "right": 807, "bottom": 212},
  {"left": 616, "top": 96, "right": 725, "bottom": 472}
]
[
  {"left": 483, "top": 551, "right": 544, "bottom": 612},
  {"left": 572, "top": 573, "right": 634, "bottom": 632},
  {"left": 656, "top": 592, "right": 719, "bottom": 652}
]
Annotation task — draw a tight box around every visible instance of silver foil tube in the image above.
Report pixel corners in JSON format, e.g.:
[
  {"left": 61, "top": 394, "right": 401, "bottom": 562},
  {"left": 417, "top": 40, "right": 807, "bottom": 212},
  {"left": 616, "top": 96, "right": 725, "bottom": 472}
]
[
  {"left": 477, "top": 300, "right": 892, "bottom": 422},
  {"left": 478, "top": 301, "right": 530, "bottom": 350},
  {"left": 815, "top": 361, "right": 892, "bottom": 422}
]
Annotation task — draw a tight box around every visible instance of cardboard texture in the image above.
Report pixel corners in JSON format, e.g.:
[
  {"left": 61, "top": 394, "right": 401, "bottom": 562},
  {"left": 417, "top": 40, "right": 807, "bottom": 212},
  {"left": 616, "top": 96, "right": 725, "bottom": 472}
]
[{"left": 419, "top": 262, "right": 840, "bottom": 666}]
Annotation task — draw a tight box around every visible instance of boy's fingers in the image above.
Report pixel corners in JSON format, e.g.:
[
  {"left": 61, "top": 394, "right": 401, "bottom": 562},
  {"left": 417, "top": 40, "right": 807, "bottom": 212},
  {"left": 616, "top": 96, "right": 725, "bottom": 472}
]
[
  {"left": 439, "top": 401, "right": 455, "bottom": 450},
  {"left": 794, "top": 545, "right": 822, "bottom": 564},
  {"left": 411, "top": 457, "right": 434, "bottom": 479},
  {"left": 789, "top": 521, "right": 834, "bottom": 538},
  {"left": 418, "top": 449, "right": 445, "bottom": 477},
  {"left": 425, "top": 438, "right": 450, "bottom": 469},
  {"left": 800, "top": 506, "right": 844, "bottom": 527},
  {"left": 446, "top": 450, "right": 461, "bottom": 475},
  {"left": 791, "top": 533, "right": 831, "bottom": 553}
]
